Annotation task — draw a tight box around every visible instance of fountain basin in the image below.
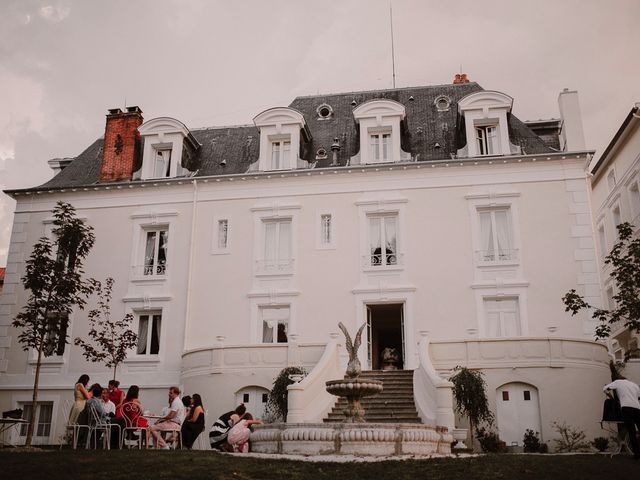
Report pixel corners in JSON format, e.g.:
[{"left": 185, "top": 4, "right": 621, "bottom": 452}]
[
  {"left": 251, "top": 422, "right": 452, "bottom": 456},
  {"left": 325, "top": 379, "right": 383, "bottom": 397}
]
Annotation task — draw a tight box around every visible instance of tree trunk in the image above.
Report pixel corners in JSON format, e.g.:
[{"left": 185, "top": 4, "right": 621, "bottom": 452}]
[
  {"left": 469, "top": 419, "right": 475, "bottom": 449},
  {"left": 112, "top": 364, "right": 117, "bottom": 382},
  {"left": 25, "top": 342, "right": 44, "bottom": 447}
]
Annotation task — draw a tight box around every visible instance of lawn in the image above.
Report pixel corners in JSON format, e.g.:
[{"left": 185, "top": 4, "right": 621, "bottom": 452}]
[{"left": 0, "top": 450, "right": 637, "bottom": 480}]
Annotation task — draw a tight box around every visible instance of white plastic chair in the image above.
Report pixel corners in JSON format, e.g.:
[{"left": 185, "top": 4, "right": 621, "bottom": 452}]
[{"left": 60, "top": 399, "right": 89, "bottom": 450}]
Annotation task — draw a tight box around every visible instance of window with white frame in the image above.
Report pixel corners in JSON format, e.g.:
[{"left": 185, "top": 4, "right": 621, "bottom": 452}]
[
  {"left": 320, "top": 214, "right": 332, "bottom": 246},
  {"left": 629, "top": 180, "right": 640, "bottom": 221},
  {"left": 19, "top": 402, "right": 53, "bottom": 438},
  {"left": 143, "top": 228, "right": 168, "bottom": 276},
  {"left": 607, "top": 169, "right": 617, "bottom": 192},
  {"left": 217, "top": 219, "right": 229, "bottom": 250},
  {"left": 368, "top": 214, "right": 398, "bottom": 267},
  {"left": 270, "top": 139, "right": 291, "bottom": 170},
  {"left": 153, "top": 148, "right": 172, "bottom": 178},
  {"left": 261, "top": 306, "right": 289, "bottom": 343},
  {"left": 136, "top": 312, "right": 161, "bottom": 355},
  {"left": 612, "top": 205, "right": 622, "bottom": 238},
  {"left": 262, "top": 219, "right": 292, "bottom": 271},
  {"left": 484, "top": 297, "right": 521, "bottom": 337},
  {"left": 477, "top": 208, "right": 515, "bottom": 262},
  {"left": 369, "top": 130, "right": 392, "bottom": 162},
  {"left": 475, "top": 125, "right": 498, "bottom": 156},
  {"left": 606, "top": 286, "right": 615, "bottom": 310},
  {"left": 598, "top": 224, "right": 607, "bottom": 261}
]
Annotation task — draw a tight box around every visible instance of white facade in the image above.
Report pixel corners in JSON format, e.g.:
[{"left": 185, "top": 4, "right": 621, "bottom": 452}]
[{"left": 0, "top": 83, "right": 611, "bottom": 448}]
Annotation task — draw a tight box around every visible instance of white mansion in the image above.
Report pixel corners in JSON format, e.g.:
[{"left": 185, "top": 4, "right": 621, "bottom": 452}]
[{"left": 0, "top": 78, "right": 612, "bottom": 447}]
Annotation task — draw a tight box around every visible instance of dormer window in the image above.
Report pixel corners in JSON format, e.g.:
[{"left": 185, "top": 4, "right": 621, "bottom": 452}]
[
  {"left": 270, "top": 138, "right": 291, "bottom": 170},
  {"left": 457, "top": 91, "right": 521, "bottom": 158},
  {"left": 252, "top": 107, "right": 311, "bottom": 172},
  {"left": 137, "top": 117, "right": 200, "bottom": 180},
  {"left": 475, "top": 125, "right": 498, "bottom": 156},
  {"left": 351, "top": 99, "right": 411, "bottom": 165},
  {"left": 154, "top": 148, "right": 172, "bottom": 178},
  {"left": 369, "top": 130, "right": 392, "bottom": 162}
]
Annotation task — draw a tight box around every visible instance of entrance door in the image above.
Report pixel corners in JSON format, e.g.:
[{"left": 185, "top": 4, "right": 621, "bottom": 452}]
[
  {"left": 235, "top": 386, "right": 270, "bottom": 420},
  {"left": 366, "top": 303, "right": 405, "bottom": 370},
  {"left": 496, "top": 383, "right": 542, "bottom": 446}
]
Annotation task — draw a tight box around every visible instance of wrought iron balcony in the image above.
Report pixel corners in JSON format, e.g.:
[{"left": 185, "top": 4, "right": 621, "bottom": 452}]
[
  {"left": 255, "top": 258, "right": 295, "bottom": 274},
  {"left": 476, "top": 249, "right": 519, "bottom": 263},
  {"left": 132, "top": 263, "right": 167, "bottom": 277}
]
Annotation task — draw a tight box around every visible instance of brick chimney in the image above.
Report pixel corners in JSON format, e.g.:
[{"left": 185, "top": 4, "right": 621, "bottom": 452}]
[
  {"left": 453, "top": 73, "right": 470, "bottom": 84},
  {"left": 99, "top": 106, "right": 143, "bottom": 182}
]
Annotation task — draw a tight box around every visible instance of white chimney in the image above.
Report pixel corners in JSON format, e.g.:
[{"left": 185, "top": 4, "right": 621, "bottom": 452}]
[{"left": 558, "top": 88, "right": 586, "bottom": 152}]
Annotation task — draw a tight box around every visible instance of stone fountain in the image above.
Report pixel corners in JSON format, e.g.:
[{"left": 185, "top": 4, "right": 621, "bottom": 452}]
[
  {"left": 250, "top": 323, "right": 453, "bottom": 456},
  {"left": 325, "top": 322, "right": 383, "bottom": 422}
]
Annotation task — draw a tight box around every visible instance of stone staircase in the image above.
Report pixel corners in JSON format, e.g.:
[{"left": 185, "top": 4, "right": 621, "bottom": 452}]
[{"left": 323, "top": 370, "right": 421, "bottom": 423}]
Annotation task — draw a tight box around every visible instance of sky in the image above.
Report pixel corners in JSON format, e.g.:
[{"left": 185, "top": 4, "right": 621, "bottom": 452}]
[{"left": 1, "top": 0, "right": 639, "bottom": 265}]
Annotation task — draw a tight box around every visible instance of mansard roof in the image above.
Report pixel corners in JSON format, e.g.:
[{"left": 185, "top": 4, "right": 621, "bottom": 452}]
[{"left": 10, "top": 82, "right": 555, "bottom": 193}]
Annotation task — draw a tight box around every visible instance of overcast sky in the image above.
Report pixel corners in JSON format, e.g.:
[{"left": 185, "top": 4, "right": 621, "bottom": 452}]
[{"left": 1, "top": 0, "right": 639, "bottom": 265}]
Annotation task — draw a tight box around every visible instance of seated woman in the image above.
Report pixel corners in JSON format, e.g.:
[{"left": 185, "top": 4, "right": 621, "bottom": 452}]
[
  {"left": 181, "top": 394, "right": 205, "bottom": 449},
  {"left": 209, "top": 404, "right": 246, "bottom": 451},
  {"left": 120, "top": 385, "right": 150, "bottom": 446},
  {"left": 227, "top": 412, "right": 263, "bottom": 453}
]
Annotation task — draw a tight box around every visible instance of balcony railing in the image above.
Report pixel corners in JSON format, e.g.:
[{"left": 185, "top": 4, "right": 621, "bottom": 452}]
[
  {"left": 361, "top": 252, "right": 404, "bottom": 268},
  {"left": 476, "top": 249, "right": 519, "bottom": 263},
  {"left": 255, "top": 258, "right": 295, "bottom": 274},
  {"left": 131, "top": 263, "right": 167, "bottom": 277}
]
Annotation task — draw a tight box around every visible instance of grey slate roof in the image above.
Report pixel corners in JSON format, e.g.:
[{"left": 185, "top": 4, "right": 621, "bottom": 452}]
[{"left": 15, "top": 82, "right": 555, "bottom": 192}]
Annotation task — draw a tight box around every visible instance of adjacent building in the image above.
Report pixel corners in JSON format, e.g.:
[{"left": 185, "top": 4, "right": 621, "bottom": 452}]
[{"left": 0, "top": 77, "right": 610, "bottom": 447}]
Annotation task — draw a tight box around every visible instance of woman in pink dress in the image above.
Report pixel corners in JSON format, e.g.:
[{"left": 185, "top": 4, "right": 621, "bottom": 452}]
[{"left": 227, "top": 413, "right": 263, "bottom": 453}]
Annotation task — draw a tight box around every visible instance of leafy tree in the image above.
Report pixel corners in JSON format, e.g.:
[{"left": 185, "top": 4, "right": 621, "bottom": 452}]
[
  {"left": 265, "top": 366, "right": 306, "bottom": 422},
  {"left": 74, "top": 277, "right": 137, "bottom": 381},
  {"left": 563, "top": 222, "right": 640, "bottom": 339},
  {"left": 12, "top": 202, "right": 95, "bottom": 446},
  {"left": 449, "top": 366, "right": 494, "bottom": 445}
]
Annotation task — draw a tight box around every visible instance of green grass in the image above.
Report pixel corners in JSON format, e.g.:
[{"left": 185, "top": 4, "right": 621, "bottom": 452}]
[{"left": 0, "top": 450, "right": 638, "bottom": 480}]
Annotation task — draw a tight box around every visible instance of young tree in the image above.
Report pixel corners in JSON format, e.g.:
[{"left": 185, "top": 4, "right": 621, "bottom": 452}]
[
  {"left": 449, "top": 366, "right": 494, "bottom": 445},
  {"left": 74, "top": 277, "right": 138, "bottom": 381},
  {"left": 12, "top": 202, "right": 95, "bottom": 446},
  {"left": 563, "top": 222, "right": 640, "bottom": 340}
]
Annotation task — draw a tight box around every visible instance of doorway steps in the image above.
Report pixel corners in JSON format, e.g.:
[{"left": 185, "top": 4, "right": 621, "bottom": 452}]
[{"left": 323, "top": 370, "right": 422, "bottom": 423}]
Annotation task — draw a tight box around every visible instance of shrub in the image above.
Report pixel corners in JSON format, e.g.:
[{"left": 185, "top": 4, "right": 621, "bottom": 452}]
[
  {"left": 523, "top": 429, "right": 541, "bottom": 453},
  {"left": 551, "top": 421, "right": 591, "bottom": 452},
  {"left": 450, "top": 367, "right": 494, "bottom": 444},
  {"left": 476, "top": 427, "right": 506, "bottom": 453},
  {"left": 592, "top": 437, "right": 610, "bottom": 452},
  {"left": 265, "top": 366, "right": 306, "bottom": 422}
]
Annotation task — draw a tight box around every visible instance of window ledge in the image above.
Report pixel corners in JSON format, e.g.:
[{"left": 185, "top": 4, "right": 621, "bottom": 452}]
[
  {"left": 255, "top": 270, "right": 295, "bottom": 277},
  {"left": 28, "top": 356, "right": 65, "bottom": 365},
  {"left": 125, "top": 356, "right": 161, "bottom": 364},
  {"left": 476, "top": 260, "right": 520, "bottom": 268},
  {"left": 130, "top": 275, "right": 168, "bottom": 284},
  {"left": 362, "top": 265, "right": 404, "bottom": 273}
]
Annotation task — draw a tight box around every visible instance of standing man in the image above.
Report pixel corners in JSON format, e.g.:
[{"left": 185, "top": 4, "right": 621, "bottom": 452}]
[
  {"left": 604, "top": 376, "right": 640, "bottom": 458},
  {"left": 150, "top": 386, "right": 185, "bottom": 449}
]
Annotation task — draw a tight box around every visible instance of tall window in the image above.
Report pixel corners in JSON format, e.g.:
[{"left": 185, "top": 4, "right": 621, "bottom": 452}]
[
  {"left": 263, "top": 219, "right": 292, "bottom": 271},
  {"left": 270, "top": 140, "right": 290, "bottom": 170},
  {"left": 137, "top": 312, "right": 161, "bottom": 355},
  {"left": 484, "top": 298, "right": 520, "bottom": 337},
  {"left": 144, "top": 228, "right": 168, "bottom": 276},
  {"left": 612, "top": 206, "right": 622, "bottom": 239},
  {"left": 478, "top": 208, "right": 514, "bottom": 262},
  {"left": 598, "top": 224, "right": 607, "bottom": 262},
  {"left": 218, "top": 219, "right": 229, "bottom": 249},
  {"left": 19, "top": 402, "right": 53, "bottom": 438},
  {"left": 320, "top": 214, "right": 332, "bottom": 245},
  {"left": 261, "top": 306, "right": 289, "bottom": 343},
  {"left": 368, "top": 214, "right": 398, "bottom": 266},
  {"left": 475, "top": 126, "right": 498, "bottom": 156},
  {"left": 154, "top": 149, "right": 172, "bottom": 178},
  {"left": 370, "top": 132, "right": 392, "bottom": 162},
  {"left": 629, "top": 181, "right": 640, "bottom": 220},
  {"left": 42, "top": 312, "right": 69, "bottom": 357},
  {"left": 607, "top": 169, "right": 617, "bottom": 192}
]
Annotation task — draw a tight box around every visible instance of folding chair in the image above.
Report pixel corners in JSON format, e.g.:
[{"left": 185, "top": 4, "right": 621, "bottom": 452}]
[{"left": 121, "top": 403, "right": 147, "bottom": 449}]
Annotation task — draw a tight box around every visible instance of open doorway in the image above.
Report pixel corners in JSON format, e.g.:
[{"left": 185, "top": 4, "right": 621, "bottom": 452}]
[{"left": 366, "top": 303, "right": 405, "bottom": 370}]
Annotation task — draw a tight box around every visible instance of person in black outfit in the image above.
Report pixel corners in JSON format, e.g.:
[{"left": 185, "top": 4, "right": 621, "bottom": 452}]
[
  {"left": 209, "top": 404, "right": 246, "bottom": 451},
  {"left": 181, "top": 393, "right": 205, "bottom": 449}
]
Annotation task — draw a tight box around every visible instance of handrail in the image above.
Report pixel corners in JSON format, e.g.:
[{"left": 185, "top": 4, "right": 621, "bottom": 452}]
[
  {"left": 413, "top": 335, "right": 455, "bottom": 430},
  {"left": 286, "top": 337, "right": 342, "bottom": 423}
]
